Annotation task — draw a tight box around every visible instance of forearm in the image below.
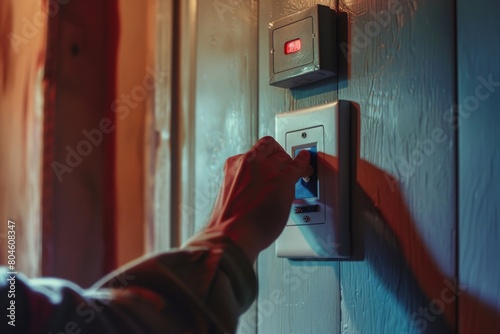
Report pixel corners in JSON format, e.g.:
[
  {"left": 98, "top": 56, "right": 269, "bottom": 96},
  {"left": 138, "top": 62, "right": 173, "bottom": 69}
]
[
  {"left": 0, "top": 231, "right": 257, "bottom": 333},
  {"left": 92, "top": 230, "right": 257, "bottom": 333}
]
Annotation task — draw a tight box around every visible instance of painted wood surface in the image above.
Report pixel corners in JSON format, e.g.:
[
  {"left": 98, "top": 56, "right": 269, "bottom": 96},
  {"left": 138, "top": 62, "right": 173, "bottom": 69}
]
[
  {"left": 154, "top": 0, "right": 500, "bottom": 332},
  {"left": 337, "top": 0, "right": 458, "bottom": 333},
  {"left": 46, "top": 0, "right": 120, "bottom": 286},
  {"left": 150, "top": 0, "right": 173, "bottom": 252},
  {"left": 258, "top": 0, "right": 458, "bottom": 333},
  {"left": 0, "top": 0, "right": 46, "bottom": 277},
  {"left": 457, "top": 0, "right": 500, "bottom": 332},
  {"left": 193, "top": 0, "right": 258, "bottom": 236},
  {"left": 114, "top": 0, "right": 156, "bottom": 266},
  {"left": 151, "top": 0, "right": 259, "bottom": 328},
  {"left": 258, "top": 1, "right": 343, "bottom": 334},
  {"left": 193, "top": 1, "right": 259, "bottom": 333}
]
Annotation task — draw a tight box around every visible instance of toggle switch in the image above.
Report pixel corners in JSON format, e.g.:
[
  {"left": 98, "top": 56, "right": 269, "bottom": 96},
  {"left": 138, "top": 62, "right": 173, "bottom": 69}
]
[
  {"left": 275, "top": 101, "right": 352, "bottom": 259},
  {"left": 294, "top": 146, "right": 318, "bottom": 199}
]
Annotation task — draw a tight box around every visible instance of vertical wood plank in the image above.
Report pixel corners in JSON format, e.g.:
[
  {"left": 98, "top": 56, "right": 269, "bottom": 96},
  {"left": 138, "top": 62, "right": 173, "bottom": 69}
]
[
  {"left": 149, "top": 0, "right": 173, "bottom": 252},
  {"left": 257, "top": 1, "right": 342, "bottom": 333},
  {"left": 193, "top": 0, "right": 258, "bottom": 235},
  {"left": 457, "top": 0, "right": 500, "bottom": 331},
  {"left": 115, "top": 0, "right": 156, "bottom": 266},
  {"left": 0, "top": 0, "right": 46, "bottom": 277},
  {"left": 338, "top": 0, "right": 457, "bottom": 332},
  {"left": 47, "top": 0, "right": 119, "bottom": 286},
  {"left": 193, "top": 1, "right": 259, "bottom": 333},
  {"left": 170, "top": 0, "right": 198, "bottom": 246}
]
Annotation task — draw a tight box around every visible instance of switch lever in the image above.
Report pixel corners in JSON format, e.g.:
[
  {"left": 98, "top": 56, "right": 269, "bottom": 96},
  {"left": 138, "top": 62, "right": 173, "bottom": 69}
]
[{"left": 294, "top": 146, "right": 318, "bottom": 199}]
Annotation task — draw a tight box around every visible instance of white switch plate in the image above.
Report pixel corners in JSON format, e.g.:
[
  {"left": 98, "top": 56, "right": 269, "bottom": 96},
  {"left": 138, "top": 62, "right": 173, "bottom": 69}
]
[{"left": 275, "top": 101, "right": 351, "bottom": 259}]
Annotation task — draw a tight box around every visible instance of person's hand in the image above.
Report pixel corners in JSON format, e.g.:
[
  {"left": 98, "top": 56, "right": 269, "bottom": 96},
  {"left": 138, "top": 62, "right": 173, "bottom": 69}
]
[{"left": 206, "top": 136, "right": 312, "bottom": 262}]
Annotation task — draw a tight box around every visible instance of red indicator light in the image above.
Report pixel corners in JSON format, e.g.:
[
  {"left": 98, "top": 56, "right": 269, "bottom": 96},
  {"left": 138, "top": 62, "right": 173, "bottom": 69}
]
[{"left": 284, "top": 38, "right": 302, "bottom": 54}]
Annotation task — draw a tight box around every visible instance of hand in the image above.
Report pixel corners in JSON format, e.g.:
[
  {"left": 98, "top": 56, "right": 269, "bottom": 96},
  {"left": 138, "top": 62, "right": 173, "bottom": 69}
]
[{"left": 206, "top": 136, "right": 312, "bottom": 262}]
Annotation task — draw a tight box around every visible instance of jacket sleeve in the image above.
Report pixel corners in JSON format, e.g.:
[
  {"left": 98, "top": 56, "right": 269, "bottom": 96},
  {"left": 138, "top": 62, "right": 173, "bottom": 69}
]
[{"left": 0, "top": 230, "right": 257, "bottom": 334}]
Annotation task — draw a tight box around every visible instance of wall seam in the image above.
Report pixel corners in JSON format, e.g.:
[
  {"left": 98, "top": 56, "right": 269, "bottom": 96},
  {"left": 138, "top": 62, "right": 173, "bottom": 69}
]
[
  {"left": 255, "top": 0, "right": 261, "bottom": 330},
  {"left": 453, "top": 0, "right": 460, "bottom": 331},
  {"left": 170, "top": 0, "right": 182, "bottom": 247}
]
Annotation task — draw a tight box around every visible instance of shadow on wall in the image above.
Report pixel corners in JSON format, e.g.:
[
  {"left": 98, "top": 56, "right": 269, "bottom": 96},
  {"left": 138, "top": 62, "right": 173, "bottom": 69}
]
[
  {"left": 338, "top": 104, "right": 500, "bottom": 333},
  {"left": 289, "top": 12, "right": 350, "bottom": 100},
  {"left": 284, "top": 7, "right": 499, "bottom": 328}
]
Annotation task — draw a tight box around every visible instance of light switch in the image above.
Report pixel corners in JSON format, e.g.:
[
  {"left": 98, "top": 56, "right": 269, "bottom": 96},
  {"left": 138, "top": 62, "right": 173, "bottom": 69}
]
[
  {"left": 269, "top": 5, "right": 337, "bottom": 89},
  {"left": 275, "top": 101, "right": 351, "bottom": 259},
  {"left": 294, "top": 146, "right": 318, "bottom": 199}
]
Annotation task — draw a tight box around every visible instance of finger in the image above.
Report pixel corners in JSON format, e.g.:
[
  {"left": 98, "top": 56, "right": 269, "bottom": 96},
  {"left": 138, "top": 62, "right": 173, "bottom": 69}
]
[
  {"left": 281, "top": 149, "right": 312, "bottom": 181},
  {"left": 305, "top": 164, "right": 314, "bottom": 177}
]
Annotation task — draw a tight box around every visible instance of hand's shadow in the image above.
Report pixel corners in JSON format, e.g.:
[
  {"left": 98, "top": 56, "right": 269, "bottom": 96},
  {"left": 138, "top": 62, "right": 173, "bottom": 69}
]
[{"left": 316, "top": 104, "right": 500, "bottom": 333}]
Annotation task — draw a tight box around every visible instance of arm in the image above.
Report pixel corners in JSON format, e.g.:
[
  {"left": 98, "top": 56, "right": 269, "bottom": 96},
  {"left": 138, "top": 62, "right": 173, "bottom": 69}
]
[
  {"left": 1, "top": 236, "right": 253, "bottom": 334},
  {"left": 1, "top": 137, "right": 311, "bottom": 333}
]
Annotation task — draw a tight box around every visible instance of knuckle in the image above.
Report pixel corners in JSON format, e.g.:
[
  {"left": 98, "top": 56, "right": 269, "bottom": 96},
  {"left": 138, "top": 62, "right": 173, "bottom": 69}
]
[{"left": 256, "top": 143, "right": 267, "bottom": 152}]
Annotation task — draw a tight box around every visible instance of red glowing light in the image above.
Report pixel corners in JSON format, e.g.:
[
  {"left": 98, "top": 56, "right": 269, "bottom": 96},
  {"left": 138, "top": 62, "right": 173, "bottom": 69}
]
[{"left": 285, "top": 38, "right": 302, "bottom": 54}]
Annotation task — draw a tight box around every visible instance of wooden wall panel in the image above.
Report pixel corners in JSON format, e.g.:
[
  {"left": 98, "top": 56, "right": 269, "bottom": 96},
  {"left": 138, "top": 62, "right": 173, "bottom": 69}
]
[
  {"left": 152, "top": 0, "right": 259, "bottom": 330},
  {"left": 193, "top": 0, "right": 258, "bottom": 236},
  {"left": 46, "top": 0, "right": 119, "bottom": 286},
  {"left": 115, "top": 0, "right": 156, "bottom": 266},
  {"left": 257, "top": 1, "right": 342, "bottom": 333},
  {"left": 257, "top": 0, "right": 458, "bottom": 333},
  {"left": 193, "top": 1, "right": 259, "bottom": 332},
  {"left": 0, "top": 0, "right": 46, "bottom": 277},
  {"left": 149, "top": 0, "right": 173, "bottom": 252},
  {"left": 457, "top": 0, "right": 500, "bottom": 332},
  {"left": 338, "top": 0, "right": 457, "bottom": 332}
]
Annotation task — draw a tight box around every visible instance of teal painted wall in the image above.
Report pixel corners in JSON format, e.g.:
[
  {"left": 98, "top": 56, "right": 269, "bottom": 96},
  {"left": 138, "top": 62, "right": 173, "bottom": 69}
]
[
  {"left": 457, "top": 0, "right": 500, "bottom": 332},
  {"left": 189, "top": 0, "right": 500, "bottom": 332},
  {"left": 256, "top": 0, "right": 499, "bottom": 333}
]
